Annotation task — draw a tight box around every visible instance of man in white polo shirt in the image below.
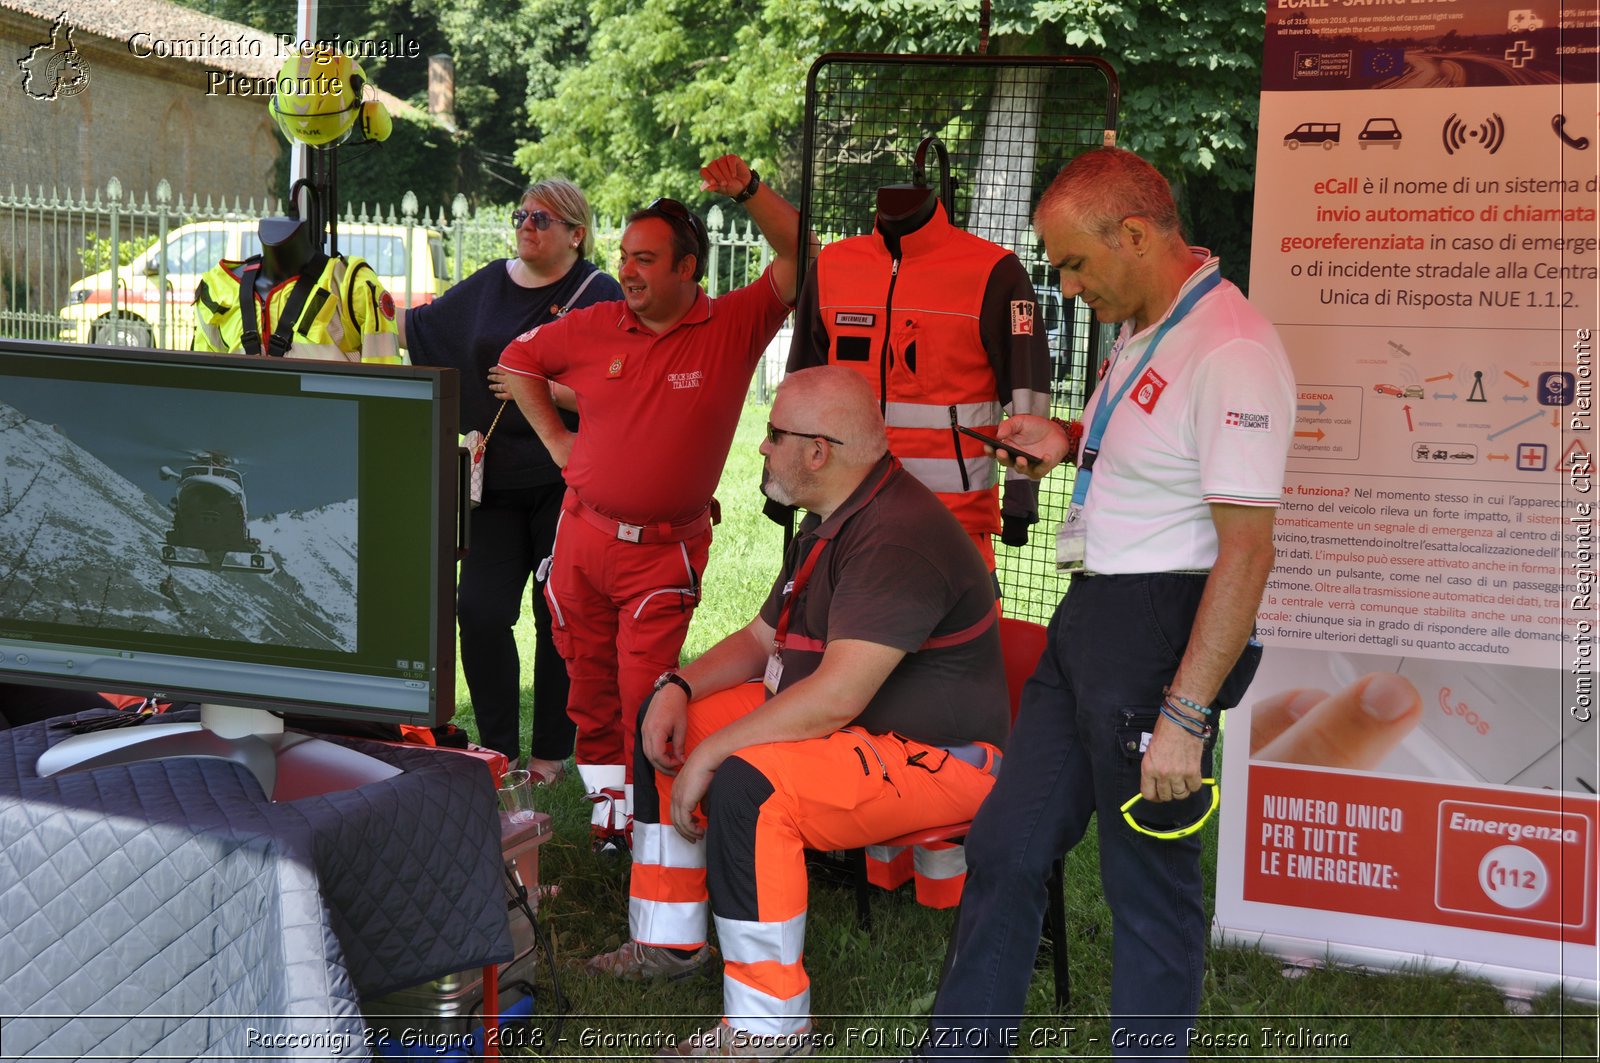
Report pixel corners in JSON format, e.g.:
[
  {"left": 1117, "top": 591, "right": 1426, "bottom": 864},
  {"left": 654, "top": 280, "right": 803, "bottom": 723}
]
[{"left": 902, "top": 146, "right": 1295, "bottom": 1061}]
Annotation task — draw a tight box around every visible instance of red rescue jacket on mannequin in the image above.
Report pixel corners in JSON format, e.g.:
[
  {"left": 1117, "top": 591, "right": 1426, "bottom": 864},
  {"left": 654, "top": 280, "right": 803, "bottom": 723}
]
[{"left": 792, "top": 201, "right": 1051, "bottom": 568}]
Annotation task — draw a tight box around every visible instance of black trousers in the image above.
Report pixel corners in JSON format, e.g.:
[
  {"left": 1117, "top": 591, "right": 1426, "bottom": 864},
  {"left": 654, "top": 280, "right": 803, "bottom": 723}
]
[{"left": 457, "top": 483, "right": 574, "bottom": 762}]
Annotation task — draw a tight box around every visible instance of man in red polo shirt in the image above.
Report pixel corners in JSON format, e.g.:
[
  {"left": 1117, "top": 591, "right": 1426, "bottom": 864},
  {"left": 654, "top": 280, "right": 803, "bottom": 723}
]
[{"left": 499, "top": 154, "right": 801, "bottom": 849}]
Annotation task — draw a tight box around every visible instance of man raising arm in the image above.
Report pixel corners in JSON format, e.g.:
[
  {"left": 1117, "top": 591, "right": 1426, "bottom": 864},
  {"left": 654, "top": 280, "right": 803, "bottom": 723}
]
[{"left": 495, "top": 154, "right": 802, "bottom": 851}]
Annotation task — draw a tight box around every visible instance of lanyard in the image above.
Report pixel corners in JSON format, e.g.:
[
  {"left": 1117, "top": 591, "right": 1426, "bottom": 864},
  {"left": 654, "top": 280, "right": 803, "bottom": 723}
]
[
  {"left": 772, "top": 458, "right": 900, "bottom": 651},
  {"left": 1071, "top": 269, "right": 1221, "bottom": 507}
]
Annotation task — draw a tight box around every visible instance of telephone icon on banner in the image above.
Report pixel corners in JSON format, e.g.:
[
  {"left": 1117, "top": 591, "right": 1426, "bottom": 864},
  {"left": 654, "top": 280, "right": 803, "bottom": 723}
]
[{"left": 1552, "top": 114, "right": 1590, "bottom": 150}]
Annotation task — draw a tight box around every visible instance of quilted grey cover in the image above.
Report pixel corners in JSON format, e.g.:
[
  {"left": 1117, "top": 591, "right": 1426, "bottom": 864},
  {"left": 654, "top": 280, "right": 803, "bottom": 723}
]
[{"left": 0, "top": 716, "right": 513, "bottom": 1062}]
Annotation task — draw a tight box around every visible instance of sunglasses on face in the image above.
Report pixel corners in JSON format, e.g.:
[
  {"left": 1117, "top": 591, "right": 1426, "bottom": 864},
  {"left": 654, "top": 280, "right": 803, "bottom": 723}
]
[
  {"left": 512, "top": 208, "right": 568, "bottom": 231},
  {"left": 765, "top": 422, "right": 845, "bottom": 447}
]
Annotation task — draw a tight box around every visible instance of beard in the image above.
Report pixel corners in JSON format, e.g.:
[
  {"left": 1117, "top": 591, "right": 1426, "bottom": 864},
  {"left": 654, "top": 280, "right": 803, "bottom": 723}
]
[
  {"left": 760, "top": 463, "right": 799, "bottom": 507},
  {"left": 761, "top": 455, "right": 822, "bottom": 509}
]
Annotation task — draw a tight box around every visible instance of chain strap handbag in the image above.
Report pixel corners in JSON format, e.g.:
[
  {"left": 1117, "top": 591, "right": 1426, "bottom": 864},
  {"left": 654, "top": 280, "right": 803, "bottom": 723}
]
[{"left": 463, "top": 400, "right": 507, "bottom": 508}]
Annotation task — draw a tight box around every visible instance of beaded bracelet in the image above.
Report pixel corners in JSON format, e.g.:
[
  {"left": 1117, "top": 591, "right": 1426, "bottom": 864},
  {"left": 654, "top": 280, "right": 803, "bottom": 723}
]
[
  {"left": 1163, "top": 686, "right": 1215, "bottom": 717},
  {"left": 1163, "top": 699, "right": 1215, "bottom": 741},
  {"left": 1159, "top": 700, "right": 1213, "bottom": 741}
]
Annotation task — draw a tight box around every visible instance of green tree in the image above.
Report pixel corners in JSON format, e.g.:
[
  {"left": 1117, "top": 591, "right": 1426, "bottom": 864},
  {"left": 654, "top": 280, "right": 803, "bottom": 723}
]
[
  {"left": 513, "top": 0, "right": 998, "bottom": 217},
  {"left": 180, "top": 0, "right": 1268, "bottom": 266},
  {"left": 410, "top": 0, "right": 600, "bottom": 200},
  {"left": 1030, "top": 0, "right": 1266, "bottom": 280},
  {"left": 513, "top": 0, "right": 1264, "bottom": 273}
]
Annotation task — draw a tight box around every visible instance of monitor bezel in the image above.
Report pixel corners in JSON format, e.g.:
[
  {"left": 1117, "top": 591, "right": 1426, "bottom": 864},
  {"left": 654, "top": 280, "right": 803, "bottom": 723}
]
[{"left": 0, "top": 338, "right": 459, "bottom": 731}]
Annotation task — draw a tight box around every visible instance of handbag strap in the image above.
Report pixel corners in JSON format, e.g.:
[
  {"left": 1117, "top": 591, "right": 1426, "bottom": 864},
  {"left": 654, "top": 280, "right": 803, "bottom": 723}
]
[
  {"left": 482, "top": 398, "right": 509, "bottom": 445},
  {"left": 484, "top": 264, "right": 603, "bottom": 446},
  {"left": 554, "top": 268, "right": 602, "bottom": 315}
]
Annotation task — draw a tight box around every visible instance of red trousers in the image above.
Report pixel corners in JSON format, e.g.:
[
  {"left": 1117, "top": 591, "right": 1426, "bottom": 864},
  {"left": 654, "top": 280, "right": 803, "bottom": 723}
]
[
  {"left": 629, "top": 683, "right": 999, "bottom": 1037},
  {"left": 543, "top": 495, "right": 710, "bottom": 779}
]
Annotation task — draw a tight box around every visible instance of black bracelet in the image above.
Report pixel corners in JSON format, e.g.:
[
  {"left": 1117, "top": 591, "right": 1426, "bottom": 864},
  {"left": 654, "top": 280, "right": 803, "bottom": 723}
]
[
  {"left": 732, "top": 169, "right": 761, "bottom": 204},
  {"left": 654, "top": 670, "right": 693, "bottom": 701}
]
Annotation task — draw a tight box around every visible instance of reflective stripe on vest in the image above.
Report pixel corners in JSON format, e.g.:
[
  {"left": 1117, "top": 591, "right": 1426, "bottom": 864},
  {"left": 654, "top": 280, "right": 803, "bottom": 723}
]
[
  {"left": 899, "top": 453, "right": 997, "bottom": 495},
  {"left": 884, "top": 398, "right": 1004, "bottom": 431}
]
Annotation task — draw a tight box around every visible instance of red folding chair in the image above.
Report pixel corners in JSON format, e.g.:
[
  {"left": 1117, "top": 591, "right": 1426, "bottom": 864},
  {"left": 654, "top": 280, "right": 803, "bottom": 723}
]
[{"left": 847, "top": 616, "right": 1068, "bottom": 1009}]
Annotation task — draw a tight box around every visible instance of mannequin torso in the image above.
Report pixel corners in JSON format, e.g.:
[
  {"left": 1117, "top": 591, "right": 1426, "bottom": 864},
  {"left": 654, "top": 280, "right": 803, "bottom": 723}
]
[{"left": 256, "top": 216, "right": 318, "bottom": 294}]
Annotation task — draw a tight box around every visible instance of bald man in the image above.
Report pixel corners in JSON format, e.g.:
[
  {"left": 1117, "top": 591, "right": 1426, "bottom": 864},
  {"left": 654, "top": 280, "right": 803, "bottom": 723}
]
[{"left": 589, "top": 366, "right": 1009, "bottom": 1060}]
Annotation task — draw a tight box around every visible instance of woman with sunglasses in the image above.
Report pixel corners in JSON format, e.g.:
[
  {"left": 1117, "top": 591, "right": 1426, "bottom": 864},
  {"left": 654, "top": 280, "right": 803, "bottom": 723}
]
[{"left": 400, "top": 178, "right": 621, "bottom": 785}]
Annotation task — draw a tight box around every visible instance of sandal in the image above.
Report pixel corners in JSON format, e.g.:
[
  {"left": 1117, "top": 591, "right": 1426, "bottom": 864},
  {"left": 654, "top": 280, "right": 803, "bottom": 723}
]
[{"left": 526, "top": 757, "right": 566, "bottom": 787}]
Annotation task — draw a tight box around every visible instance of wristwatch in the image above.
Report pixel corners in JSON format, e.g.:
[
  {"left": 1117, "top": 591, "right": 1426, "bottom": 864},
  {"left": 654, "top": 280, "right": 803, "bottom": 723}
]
[
  {"left": 653, "top": 670, "right": 693, "bottom": 701},
  {"left": 732, "top": 169, "right": 761, "bottom": 204}
]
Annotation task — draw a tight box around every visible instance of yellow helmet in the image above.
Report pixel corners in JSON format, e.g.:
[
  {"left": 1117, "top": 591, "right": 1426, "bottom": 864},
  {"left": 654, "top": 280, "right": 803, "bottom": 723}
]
[{"left": 269, "top": 47, "right": 367, "bottom": 147}]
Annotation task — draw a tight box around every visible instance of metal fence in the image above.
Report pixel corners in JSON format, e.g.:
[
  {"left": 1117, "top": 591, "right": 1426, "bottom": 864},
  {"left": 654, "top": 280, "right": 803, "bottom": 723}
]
[
  {"left": 1, "top": 172, "right": 1103, "bottom": 613},
  {"left": 0, "top": 179, "right": 775, "bottom": 356}
]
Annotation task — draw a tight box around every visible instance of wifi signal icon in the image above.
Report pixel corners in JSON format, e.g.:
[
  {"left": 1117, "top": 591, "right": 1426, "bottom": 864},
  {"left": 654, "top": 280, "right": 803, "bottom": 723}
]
[{"left": 1442, "top": 113, "right": 1506, "bottom": 154}]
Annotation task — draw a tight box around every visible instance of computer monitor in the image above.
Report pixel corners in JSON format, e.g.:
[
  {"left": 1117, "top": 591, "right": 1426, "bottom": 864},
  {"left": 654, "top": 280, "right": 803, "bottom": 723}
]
[{"left": 0, "top": 339, "right": 460, "bottom": 799}]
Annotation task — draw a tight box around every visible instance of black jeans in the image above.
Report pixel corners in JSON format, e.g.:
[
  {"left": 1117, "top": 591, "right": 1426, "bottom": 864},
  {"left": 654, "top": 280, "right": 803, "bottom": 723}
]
[
  {"left": 457, "top": 483, "right": 574, "bottom": 762},
  {"left": 929, "top": 573, "right": 1218, "bottom": 1060}
]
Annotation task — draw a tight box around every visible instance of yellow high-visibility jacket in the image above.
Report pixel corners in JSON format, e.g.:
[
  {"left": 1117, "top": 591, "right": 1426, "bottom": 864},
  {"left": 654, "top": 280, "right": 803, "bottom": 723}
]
[{"left": 193, "top": 254, "right": 399, "bottom": 362}]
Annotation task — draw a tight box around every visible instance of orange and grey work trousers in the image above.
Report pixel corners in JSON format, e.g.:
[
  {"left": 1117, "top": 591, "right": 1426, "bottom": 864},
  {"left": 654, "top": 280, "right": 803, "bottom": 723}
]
[
  {"left": 543, "top": 490, "right": 710, "bottom": 829},
  {"left": 629, "top": 683, "right": 1000, "bottom": 1038}
]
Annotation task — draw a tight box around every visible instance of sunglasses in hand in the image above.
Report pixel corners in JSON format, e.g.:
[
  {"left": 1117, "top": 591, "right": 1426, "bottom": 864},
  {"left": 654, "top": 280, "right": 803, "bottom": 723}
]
[{"left": 1120, "top": 778, "right": 1219, "bottom": 840}]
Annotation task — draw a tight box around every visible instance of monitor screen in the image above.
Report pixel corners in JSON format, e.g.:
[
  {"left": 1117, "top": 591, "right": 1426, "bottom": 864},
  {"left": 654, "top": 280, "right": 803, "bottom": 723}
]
[{"left": 0, "top": 340, "right": 459, "bottom": 730}]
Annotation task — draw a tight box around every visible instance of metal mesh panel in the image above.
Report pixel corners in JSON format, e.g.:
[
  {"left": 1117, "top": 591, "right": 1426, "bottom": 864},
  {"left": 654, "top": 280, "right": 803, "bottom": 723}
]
[{"left": 799, "top": 54, "right": 1120, "bottom": 625}]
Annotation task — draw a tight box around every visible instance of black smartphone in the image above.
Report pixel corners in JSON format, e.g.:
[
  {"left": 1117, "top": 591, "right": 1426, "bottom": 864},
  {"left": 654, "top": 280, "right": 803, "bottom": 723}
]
[{"left": 955, "top": 424, "right": 1043, "bottom": 467}]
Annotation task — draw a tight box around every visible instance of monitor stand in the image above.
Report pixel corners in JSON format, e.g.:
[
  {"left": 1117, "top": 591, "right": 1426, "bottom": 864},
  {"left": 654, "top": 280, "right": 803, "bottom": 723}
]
[{"left": 36, "top": 703, "right": 403, "bottom": 801}]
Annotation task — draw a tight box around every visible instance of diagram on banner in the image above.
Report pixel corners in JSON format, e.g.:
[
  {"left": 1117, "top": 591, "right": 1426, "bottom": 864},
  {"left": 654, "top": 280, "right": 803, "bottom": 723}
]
[
  {"left": 1286, "top": 325, "right": 1575, "bottom": 492},
  {"left": 1292, "top": 385, "right": 1362, "bottom": 457}
]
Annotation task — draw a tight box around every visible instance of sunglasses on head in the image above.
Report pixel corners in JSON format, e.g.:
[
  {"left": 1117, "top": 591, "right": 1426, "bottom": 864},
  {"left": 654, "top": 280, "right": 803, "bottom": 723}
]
[
  {"left": 644, "top": 197, "right": 710, "bottom": 243},
  {"left": 646, "top": 197, "right": 698, "bottom": 227},
  {"left": 638, "top": 197, "right": 709, "bottom": 280},
  {"left": 512, "top": 208, "right": 568, "bottom": 231}
]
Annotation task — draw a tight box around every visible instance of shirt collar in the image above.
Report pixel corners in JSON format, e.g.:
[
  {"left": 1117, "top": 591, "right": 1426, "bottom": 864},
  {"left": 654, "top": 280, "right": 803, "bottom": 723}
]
[
  {"left": 874, "top": 199, "right": 955, "bottom": 259},
  {"left": 1126, "top": 249, "right": 1220, "bottom": 341},
  {"left": 617, "top": 285, "right": 713, "bottom": 336},
  {"left": 797, "top": 453, "right": 899, "bottom": 541}
]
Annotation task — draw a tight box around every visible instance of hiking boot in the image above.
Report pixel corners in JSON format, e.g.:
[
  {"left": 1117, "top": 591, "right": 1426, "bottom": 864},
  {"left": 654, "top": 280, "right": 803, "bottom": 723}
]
[
  {"left": 585, "top": 940, "right": 717, "bottom": 982},
  {"left": 659, "top": 1022, "right": 816, "bottom": 1060}
]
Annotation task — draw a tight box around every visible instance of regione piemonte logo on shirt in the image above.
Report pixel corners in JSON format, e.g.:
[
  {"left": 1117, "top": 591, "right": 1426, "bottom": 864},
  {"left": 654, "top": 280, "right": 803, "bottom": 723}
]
[
  {"left": 668, "top": 370, "right": 703, "bottom": 390},
  {"left": 1010, "top": 300, "right": 1034, "bottom": 335},
  {"left": 1225, "top": 410, "right": 1272, "bottom": 431},
  {"left": 1131, "top": 367, "right": 1166, "bottom": 413}
]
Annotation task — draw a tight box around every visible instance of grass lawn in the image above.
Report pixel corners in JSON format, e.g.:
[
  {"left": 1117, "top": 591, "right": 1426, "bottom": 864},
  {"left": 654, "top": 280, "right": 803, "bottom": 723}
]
[{"left": 448, "top": 401, "right": 1596, "bottom": 1060}]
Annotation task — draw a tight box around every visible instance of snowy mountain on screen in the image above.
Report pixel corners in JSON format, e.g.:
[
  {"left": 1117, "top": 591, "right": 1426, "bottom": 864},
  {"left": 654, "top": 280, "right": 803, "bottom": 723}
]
[{"left": 0, "top": 400, "right": 356, "bottom": 651}]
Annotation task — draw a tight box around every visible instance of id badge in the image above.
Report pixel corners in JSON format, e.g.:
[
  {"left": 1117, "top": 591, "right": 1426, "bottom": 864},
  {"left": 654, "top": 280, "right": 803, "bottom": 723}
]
[
  {"left": 763, "top": 653, "right": 784, "bottom": 694},
  {"left": 1056, "top": 504, "right": 1087, "bottom": 572}
]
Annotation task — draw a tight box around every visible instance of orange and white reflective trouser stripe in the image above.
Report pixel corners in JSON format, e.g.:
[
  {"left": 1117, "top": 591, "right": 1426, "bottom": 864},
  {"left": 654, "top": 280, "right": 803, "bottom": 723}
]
[
  {"left": 629, "top": 683, "right": 998, "bottom": 1038},
  {"left": 864, "top": 838, "right": 968, "bottom": 908},
  {"left": 542, "top": 499, "right": 709, "bottom": 831}
]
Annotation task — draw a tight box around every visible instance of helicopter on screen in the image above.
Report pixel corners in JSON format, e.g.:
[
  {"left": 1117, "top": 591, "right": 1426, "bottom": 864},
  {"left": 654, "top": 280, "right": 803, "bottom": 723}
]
[{"left": 157, "top": 451, "right": 276, "bottom": 573}]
